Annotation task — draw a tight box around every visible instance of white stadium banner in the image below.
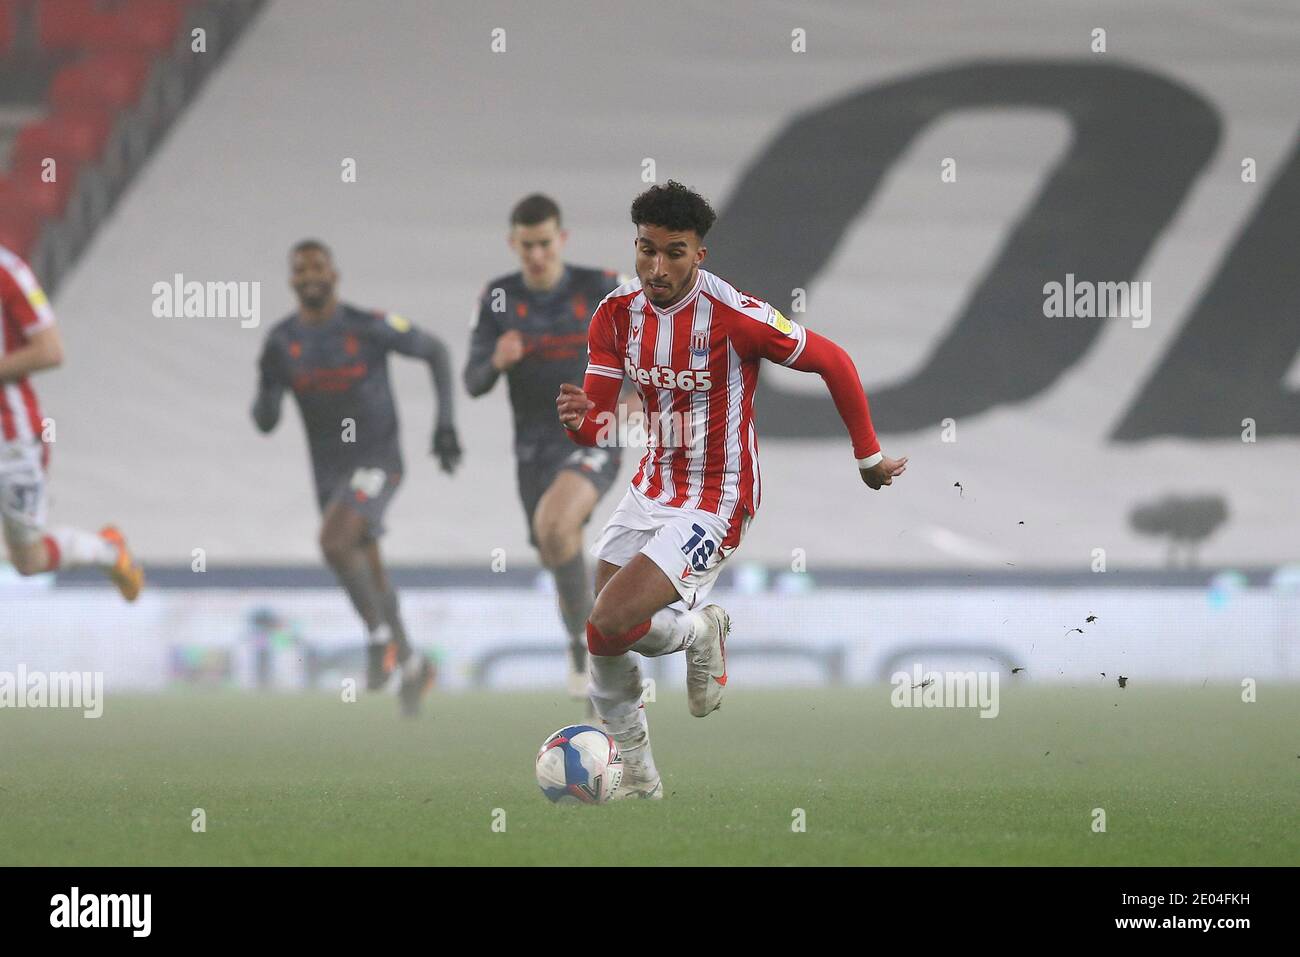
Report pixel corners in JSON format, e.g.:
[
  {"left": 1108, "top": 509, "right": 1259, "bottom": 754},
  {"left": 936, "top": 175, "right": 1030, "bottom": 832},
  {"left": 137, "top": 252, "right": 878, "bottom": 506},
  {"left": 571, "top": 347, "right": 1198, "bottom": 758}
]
[{"left": 3, "top": 579, "right": 1297, "bottom": 691}]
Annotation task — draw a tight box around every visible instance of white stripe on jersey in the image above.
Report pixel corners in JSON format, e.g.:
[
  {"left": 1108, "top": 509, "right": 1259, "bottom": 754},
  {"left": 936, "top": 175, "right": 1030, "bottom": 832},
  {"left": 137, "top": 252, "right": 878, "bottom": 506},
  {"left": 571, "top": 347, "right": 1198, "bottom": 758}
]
[
  {"left": 3, "top": 383, "right": 34, "bottom": 441},
  {"left": 747, "top": 419, "right": 761, "bottom": 512},
  {"left": 586, "top": 363, "right": 623, "bottom": 379},
  {"left": 718, "top": 338, "right": 744, "bottom": 520},
  {"left": 682, "top": 294, "right": 713, "bottom": 510},
  {"left": 650, "top": 296, "right": 676, "bottom": 502},
  {"left": 631, "top": 297, "right": 655, "bottom": 494}
]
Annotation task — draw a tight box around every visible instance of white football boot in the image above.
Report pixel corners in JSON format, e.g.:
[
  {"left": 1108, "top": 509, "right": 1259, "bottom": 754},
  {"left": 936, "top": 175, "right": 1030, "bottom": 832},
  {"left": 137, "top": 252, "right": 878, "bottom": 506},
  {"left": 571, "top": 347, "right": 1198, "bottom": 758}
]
[
  {"left": 606, "top": 707, "right": 664, "bottom": 800},
  {"left": 685, "top": 604, "right": 730, "bottom": 717},
  {"left": 610, "top": 755, "right": 664, "bottom": 800},
  {"left": 611, "top": 774, "right": 664, "bottom": 800}
]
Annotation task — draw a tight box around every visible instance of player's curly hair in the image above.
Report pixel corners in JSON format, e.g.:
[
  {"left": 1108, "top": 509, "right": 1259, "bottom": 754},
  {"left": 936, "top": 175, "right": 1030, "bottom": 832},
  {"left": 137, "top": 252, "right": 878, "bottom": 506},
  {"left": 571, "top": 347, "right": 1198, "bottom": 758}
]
[{"left": 630, "top": 180, "right": 717, "bottom": 238}]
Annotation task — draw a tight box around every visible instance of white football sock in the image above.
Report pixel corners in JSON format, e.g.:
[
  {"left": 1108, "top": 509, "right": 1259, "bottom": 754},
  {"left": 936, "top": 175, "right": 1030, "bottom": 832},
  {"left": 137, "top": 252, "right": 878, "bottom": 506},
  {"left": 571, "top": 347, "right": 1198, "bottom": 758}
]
[
  {"left": 368, "top": 623, "right": 393, "bottom": 645},
  {"left": 49, "top": 527, "right": 117, "bottom": 570},
  {"left": 611, "top": 706, "right": 658, "bottom": 782},
  {"left": 631, "top": 607, "right": 703, "bottom": 657},
  {"left": 589, "top": 653, "right": 659, "bottom": 781}
]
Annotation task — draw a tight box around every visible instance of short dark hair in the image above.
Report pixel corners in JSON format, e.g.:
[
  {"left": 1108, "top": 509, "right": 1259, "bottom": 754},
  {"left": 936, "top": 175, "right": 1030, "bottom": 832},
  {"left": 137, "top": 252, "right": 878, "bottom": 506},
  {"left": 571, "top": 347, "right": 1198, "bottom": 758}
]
[
  {"left": 510, "top": 193, "right": 562, "bottom": 227},
  {"left": 630, "top": 180, "right": 716, "bottom": 239},
  {"left": 291, "top": 239, "right": 332, "bottom": 261}
]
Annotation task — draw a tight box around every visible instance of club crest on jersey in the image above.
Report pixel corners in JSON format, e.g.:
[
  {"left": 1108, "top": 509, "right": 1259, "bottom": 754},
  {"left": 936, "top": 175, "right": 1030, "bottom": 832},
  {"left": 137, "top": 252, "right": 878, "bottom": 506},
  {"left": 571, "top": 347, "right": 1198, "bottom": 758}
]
[{"left": 691, "top": 329, "right": 709, "bottom": 357}]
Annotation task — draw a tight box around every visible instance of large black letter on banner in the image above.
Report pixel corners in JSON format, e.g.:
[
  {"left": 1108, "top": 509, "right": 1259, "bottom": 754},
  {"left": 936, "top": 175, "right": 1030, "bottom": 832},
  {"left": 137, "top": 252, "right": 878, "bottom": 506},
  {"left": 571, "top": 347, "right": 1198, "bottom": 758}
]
[
  {"left": 704, "top": 61, "right": 1220, "bottom": 436},
  {"left": 1113, "top": 134, "right": 1300, "bottom": 440}
]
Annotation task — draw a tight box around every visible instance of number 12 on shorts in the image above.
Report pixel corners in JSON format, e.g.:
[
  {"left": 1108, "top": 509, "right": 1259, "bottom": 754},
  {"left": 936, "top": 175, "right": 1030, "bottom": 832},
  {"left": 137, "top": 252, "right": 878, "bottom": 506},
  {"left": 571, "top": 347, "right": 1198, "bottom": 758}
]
[{"left": 682, "top": 523, "right": 716, "bottom": 572}]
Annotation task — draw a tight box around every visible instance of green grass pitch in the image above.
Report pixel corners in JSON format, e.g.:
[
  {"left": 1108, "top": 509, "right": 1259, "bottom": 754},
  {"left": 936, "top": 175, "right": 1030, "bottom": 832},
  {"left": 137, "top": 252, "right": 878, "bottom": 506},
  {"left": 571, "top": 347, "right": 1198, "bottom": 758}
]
[{"left": 2, "top": 685, "right": 1295, "bottom": 865}]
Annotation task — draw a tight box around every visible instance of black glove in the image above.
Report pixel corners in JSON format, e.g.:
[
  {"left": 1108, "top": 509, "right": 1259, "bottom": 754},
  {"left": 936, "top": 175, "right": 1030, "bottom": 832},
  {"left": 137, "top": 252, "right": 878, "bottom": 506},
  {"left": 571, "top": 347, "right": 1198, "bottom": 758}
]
[{"left": 432, "top": 425, "right": 462, "bottom": 474}]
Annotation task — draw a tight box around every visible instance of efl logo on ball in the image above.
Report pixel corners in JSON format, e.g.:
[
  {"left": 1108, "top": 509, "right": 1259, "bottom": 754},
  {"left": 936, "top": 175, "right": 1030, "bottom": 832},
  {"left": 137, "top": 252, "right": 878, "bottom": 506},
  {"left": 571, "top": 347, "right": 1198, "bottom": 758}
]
[{"left": 535, "top": 725, "right": 624, "bottom": 804}]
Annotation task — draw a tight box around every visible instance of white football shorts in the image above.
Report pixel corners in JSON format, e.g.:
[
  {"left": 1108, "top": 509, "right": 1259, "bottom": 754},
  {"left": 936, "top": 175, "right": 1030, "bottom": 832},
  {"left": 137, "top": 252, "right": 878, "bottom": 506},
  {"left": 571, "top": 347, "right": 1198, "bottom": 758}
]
[
  {"left": 0, "top": 439, "right": 49, "bottom": 546},
  {"left": 591, "top": 483, "right": 751, "bottom": 610}
]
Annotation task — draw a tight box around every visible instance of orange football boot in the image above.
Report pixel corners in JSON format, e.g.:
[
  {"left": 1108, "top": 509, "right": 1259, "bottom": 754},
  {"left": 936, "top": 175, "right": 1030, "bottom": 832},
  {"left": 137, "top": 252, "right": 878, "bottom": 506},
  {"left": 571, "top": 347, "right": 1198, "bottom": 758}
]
[{"left": 99, "top": 526, "right": 143, "bottom": 602}]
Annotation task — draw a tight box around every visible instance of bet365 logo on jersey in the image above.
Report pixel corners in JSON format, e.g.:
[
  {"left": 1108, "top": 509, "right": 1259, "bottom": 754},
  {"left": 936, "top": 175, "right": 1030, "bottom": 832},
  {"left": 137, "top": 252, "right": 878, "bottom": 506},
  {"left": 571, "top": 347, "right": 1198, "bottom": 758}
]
[{"left": 623, "top": 357, "right": 713, "bottom": 391}]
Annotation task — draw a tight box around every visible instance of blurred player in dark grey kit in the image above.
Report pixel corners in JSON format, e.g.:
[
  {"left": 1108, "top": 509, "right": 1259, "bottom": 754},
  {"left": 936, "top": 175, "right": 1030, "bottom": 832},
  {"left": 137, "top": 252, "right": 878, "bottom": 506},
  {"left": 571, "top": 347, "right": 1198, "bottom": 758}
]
[
  {"left": 464, "top": 196, "right": 633, "bottom": 705},
  {"left": 253, "top": 240, "right": 462, "bottom": 717}
]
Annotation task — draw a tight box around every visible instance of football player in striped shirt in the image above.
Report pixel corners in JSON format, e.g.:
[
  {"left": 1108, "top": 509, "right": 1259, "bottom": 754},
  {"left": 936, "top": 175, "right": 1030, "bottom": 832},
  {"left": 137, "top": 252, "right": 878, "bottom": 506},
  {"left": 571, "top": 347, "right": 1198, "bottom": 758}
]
[
  {"left": 0, "top": 245, "right": 143, "bottom": 599},
  {"left": 557, "top": 182, "right": 907, "bottom": 798}
]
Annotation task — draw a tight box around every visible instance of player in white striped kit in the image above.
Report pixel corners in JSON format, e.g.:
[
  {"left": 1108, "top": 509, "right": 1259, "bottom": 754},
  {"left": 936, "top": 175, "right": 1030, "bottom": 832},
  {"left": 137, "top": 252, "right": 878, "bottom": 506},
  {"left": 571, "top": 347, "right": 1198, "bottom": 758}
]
[
  {"left": 556, "top": 182, "right": 907, "bottom": 798},
  {"left": 0, "top": 246, "right": 143, "bottom": 599}
]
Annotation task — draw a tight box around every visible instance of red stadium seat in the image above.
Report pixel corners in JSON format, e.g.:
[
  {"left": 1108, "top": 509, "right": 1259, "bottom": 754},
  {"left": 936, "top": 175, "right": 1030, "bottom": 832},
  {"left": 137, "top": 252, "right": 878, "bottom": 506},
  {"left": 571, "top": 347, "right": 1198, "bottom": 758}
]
[
  {"left": 35, "top": 0, "right": 102, "bottom": 52},
  {"left": 12, "top": 111, "right": 115, "bottom": 168},
  {"left": 37, "top": 0, "right": 191, "bottom": 53},
  {"left": 0, "top": 163, "right": 80, "bottom": 218},
  {"left": 97, "top": 0, "right": 189, "bottom": 54},
  {"left": 0, "top": 200, "right": 44, "bottom": 258},
  {"left": 0, "top": 0, "right": 16, "bottom": 56},
  {"left": 48, "top": 53, "right": 152, "bottom": 111}
]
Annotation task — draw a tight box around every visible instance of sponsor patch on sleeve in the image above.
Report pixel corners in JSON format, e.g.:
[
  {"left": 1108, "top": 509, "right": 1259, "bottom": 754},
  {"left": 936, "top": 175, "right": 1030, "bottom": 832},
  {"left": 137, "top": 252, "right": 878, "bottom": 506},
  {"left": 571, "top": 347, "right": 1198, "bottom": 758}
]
[
  {"left": 769, "top": 307, "right": 794, "bottom": 335},
  {"left": 385, "top": 312, "right": 411, "bottom": 333}
]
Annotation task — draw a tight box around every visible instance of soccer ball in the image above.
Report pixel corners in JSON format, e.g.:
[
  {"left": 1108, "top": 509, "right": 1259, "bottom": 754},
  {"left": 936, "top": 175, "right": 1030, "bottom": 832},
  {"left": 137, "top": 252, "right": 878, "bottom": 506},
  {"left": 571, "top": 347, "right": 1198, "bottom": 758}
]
[{"left": 535, "top": 725, "right": 624, "bottom": 804}]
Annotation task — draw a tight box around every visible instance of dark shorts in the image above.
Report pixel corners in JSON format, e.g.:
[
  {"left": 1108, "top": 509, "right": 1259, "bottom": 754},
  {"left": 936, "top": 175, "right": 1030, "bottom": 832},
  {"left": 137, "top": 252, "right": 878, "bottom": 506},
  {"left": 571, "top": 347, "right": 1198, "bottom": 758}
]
[
  {"left": 517, "top": 444, "right": 621, "bottom": 548},
  {"left": 316, "top": 465, "right": 403, "bottom": 541}
]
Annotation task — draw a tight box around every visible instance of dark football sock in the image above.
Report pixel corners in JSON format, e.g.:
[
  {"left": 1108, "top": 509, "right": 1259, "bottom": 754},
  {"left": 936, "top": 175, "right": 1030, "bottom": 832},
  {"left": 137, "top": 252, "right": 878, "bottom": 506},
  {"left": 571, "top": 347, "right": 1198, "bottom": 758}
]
[
  {"left": 552, "top": 549, "right": 593, "bottom": 672},
  {"left": 328, "top": 548, "right": 386, "bottom": 633},
  {"left": 380, "top": 584, "right": 415, "bottom": 664}
]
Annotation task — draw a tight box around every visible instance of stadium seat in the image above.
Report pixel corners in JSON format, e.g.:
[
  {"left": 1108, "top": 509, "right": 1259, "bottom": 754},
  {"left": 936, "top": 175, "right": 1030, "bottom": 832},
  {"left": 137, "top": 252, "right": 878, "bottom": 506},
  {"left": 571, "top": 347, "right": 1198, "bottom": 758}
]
[
  {"left": 47, "top": 53, "right": 152, "bottom": 111},
  {"left": 12, "top": 110, "right": 115, "bottom": 166},
  {"left": 0, "top": 0, "right": 15, "bottom": 56},
  {"left": 36, "top": 0, "right": 190, "bottom": 53},
  {"left": 3, "top": 113, "right": 99, "bottom": 219},
  {"left": 0, "top": 169, "right": 79, "bottom": 219},
  {"left": 0, "top": 201, "right": 43, "bottom": 257},
  {"left": 34, "top": 0, "right": 99, "bottom": 51}
]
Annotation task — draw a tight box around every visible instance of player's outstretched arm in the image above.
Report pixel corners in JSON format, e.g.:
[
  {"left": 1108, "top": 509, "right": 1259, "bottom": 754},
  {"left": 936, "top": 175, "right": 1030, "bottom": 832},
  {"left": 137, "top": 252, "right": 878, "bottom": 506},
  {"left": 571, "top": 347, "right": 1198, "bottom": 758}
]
[
  {"left": 251, "top": 340, "right": 285, "bottom": 433},
  {"left": 787, "top": 328, "right": 907, "bottom": 491},
  {"left": 390, "top": 322, "right": 463, "bottom": 473}
]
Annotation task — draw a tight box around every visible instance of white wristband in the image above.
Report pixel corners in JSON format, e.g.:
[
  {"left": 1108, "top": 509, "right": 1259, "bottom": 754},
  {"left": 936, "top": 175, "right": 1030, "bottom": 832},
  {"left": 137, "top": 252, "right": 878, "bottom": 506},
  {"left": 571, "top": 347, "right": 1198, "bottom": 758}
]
[{"left": 856, "top": 451, "right": 883, "bottom": 469}]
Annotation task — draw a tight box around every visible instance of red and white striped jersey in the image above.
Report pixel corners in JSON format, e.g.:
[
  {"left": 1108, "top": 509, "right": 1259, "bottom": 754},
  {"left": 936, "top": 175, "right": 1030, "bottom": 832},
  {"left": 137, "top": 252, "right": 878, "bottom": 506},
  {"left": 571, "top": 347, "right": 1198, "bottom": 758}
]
[
  {"left": 585, "top": 268, "right": 808, "bottom": 532},
  {"left": 0, "top": 245, "right": 54, "bottom": 444}
]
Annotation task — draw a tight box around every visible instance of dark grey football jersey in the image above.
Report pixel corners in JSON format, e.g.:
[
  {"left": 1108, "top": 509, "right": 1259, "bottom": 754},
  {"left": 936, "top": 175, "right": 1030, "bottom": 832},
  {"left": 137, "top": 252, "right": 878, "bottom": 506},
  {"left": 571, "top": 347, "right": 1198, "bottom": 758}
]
[
  {"left": 257, "top": 303, "right": 422, "bottom": 487},
  {"left": 464, "top": 265, "right": 622, "bottom": 461}
]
